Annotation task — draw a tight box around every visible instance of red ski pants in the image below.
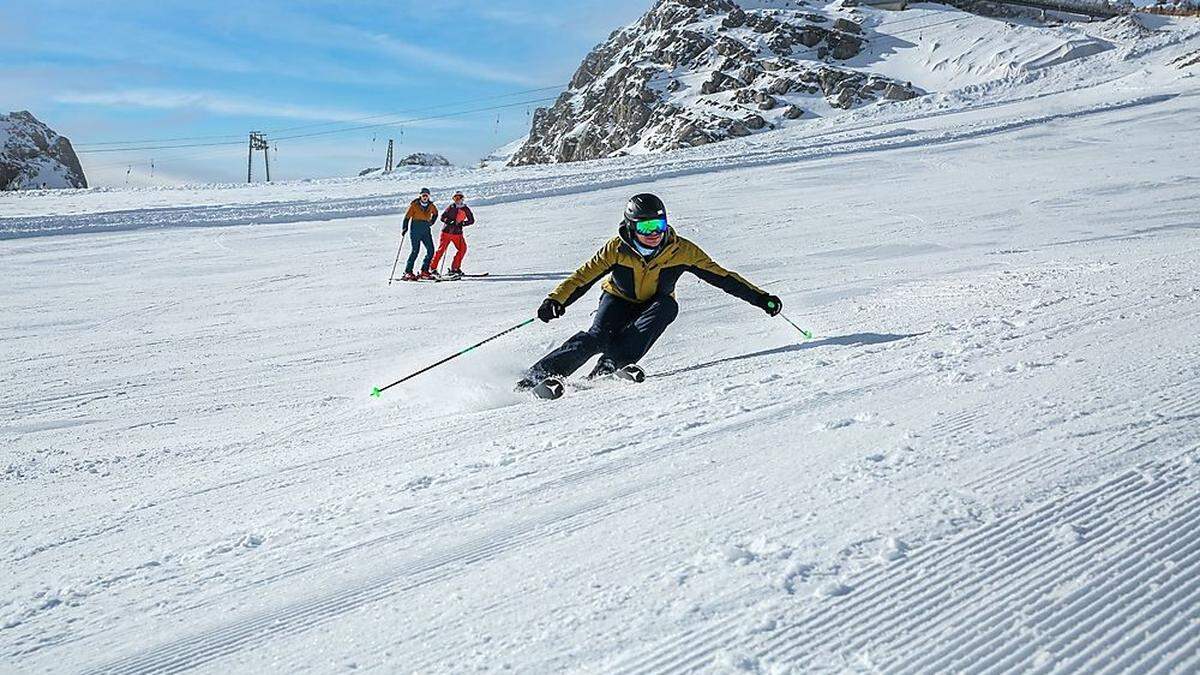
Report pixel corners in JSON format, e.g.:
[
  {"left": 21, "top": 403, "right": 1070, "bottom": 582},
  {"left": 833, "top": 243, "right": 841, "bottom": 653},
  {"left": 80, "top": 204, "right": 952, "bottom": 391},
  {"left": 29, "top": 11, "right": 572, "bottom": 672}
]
[{"left": 430, "top": 232, "right": 467, "bottom": 270}]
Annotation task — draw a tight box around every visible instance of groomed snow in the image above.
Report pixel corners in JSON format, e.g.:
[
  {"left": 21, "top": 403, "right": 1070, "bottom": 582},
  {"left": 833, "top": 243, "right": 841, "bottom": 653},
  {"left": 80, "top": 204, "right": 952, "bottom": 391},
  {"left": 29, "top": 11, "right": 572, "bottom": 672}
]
[{"left": 3, "top": 7, "right": 1200, "bottom": 673}]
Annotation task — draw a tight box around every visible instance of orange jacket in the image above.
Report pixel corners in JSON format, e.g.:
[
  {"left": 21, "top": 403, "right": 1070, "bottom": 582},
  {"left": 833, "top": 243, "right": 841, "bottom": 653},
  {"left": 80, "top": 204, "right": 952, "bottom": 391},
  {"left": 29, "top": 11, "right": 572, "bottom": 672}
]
[{"left": 404, "top": 199, "right": 438, "bottom": 226}]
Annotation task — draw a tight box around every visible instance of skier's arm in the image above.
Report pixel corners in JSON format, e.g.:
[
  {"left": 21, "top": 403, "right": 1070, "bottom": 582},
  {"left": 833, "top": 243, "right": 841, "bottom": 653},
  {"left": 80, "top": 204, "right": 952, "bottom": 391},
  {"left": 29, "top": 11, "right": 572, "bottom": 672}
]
[
  {"left": 684, "top": 242, "right": 770, "bottom": 305},
  {"left": 403, "top": 202, "right": 419, "bottom": 233},
  {"left": 547, "top": 239, "right": 620, "bottom": 307},
  {"left": 463, "top": 207, "right": 475, "bottom": 226}
]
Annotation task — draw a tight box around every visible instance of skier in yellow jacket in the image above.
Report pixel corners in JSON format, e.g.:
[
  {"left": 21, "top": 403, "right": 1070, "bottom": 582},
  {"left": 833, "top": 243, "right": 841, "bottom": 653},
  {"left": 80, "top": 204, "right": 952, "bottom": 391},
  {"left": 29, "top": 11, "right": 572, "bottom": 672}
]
[{"left": 520, "top": 193, "right": 781, "bottom": 387}]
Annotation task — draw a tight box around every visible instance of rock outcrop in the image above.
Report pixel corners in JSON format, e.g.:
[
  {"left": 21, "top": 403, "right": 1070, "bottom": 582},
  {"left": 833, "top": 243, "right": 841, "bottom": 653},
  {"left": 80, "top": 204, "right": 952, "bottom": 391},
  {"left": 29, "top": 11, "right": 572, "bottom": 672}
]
[
  {"left": 398, "top": 152, "right": 451, "bottom": 167},
  {"left": 509, "top": 0, "right": 922, "bottom": 165},
  {"left": 1, "top": 111, "right": 87, "bottom": 190}
]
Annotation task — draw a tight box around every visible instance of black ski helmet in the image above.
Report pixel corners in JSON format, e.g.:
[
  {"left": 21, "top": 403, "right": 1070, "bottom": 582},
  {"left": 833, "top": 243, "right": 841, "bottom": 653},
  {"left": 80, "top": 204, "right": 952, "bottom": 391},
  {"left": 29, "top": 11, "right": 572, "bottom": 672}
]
[{"left": 624, "top": 193, "right": 666, "bottom": 224}]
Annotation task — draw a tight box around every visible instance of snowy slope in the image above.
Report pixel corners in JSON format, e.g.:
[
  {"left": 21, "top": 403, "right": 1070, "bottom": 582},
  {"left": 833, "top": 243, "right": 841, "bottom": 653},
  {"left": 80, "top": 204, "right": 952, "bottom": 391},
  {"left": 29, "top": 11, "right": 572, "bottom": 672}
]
[
  {"left": 846, "top": 3, "right": 1115, "bottom": 90},
  {"left": 478, "top": 135, "right": 528, "bottom": 167},
  {"left": 3, "top": 7, "right": 1200, "bottom": 674}
]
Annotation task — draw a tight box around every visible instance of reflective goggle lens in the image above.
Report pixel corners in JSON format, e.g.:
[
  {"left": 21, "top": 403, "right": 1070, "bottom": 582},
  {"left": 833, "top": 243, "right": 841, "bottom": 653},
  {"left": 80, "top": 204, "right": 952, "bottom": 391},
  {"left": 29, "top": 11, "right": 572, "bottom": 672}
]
[{"left": 635, "top": 218, "right": 668, "bottom": 235}]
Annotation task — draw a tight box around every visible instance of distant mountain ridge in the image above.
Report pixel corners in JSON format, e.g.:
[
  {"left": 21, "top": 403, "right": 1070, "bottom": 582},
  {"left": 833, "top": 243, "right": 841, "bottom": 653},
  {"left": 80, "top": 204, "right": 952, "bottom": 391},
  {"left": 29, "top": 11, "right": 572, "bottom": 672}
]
[
  {"left": 1, "top": 111, "right": 87, "bottom": 190},
  {"left": 509, "top": 0, "right": 921, "bottom": 165}
]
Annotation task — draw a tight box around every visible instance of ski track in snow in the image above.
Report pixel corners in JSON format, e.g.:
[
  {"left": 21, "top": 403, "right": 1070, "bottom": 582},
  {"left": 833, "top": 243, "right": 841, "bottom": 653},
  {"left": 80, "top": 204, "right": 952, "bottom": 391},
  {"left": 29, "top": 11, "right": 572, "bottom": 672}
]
[
  {"left": 611, "top": 449, "right": 1200, "bottom": 674},
  {"left": 4, "top": 7, "right": 1200, "bottom": 673}
]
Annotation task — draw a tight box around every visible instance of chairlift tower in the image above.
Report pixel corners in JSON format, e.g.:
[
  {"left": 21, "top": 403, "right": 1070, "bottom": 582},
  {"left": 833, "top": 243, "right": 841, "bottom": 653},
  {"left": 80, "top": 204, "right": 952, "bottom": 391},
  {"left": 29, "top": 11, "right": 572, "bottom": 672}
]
[{"left": 247, "top": 131, "right": 271, "bottom": 183}]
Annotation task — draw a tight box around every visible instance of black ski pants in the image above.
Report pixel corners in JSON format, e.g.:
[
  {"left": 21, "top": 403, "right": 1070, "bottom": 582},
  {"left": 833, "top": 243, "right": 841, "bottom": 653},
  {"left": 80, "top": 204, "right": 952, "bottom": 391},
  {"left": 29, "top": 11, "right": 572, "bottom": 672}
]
[{"left": 530, "top": 292, "right": 679, "bottom": 378}]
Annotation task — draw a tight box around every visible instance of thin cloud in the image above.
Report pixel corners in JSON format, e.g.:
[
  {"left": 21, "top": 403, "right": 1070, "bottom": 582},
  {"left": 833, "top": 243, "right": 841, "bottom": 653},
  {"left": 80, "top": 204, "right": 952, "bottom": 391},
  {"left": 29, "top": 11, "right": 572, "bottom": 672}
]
[
  {"left": 475, "top": 8, "right": 561, "bottom": 30},
  {"left": 55, "top": 88, "right": 388, "bottom": 123},
  {"left": 53, "top": 88, "right": 471, "bottom": 136},
  {"left": 303, "top": 22, "right": 545, "bottom": 87}
]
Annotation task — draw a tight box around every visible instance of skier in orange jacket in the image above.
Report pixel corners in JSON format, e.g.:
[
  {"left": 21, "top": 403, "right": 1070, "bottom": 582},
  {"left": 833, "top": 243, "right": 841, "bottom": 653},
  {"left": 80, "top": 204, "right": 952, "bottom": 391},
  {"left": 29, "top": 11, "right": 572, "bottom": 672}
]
[{"left": 400, "top": 187, "right": 438, "bottom": 281}]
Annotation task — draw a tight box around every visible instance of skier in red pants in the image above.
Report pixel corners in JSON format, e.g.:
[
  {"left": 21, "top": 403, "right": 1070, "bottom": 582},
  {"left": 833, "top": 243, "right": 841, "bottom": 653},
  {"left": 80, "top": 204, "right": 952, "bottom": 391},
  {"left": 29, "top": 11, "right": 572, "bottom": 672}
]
[{"left": 431, "top": 191, "right": 474, "bottom": 279}]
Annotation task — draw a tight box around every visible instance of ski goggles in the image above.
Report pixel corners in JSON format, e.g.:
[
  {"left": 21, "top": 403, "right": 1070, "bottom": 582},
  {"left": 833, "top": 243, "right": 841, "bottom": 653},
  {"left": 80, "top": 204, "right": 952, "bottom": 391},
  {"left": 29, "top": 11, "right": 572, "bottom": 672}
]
[{"left": 633, "top": 217, "right": 668, "bottom": 236}]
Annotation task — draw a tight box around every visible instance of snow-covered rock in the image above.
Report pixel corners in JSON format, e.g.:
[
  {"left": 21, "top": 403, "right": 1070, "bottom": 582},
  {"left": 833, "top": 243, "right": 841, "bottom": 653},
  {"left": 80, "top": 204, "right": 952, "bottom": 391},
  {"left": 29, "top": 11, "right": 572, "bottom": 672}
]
[
  {"left": 398, "top": 152, "right": 450, "bottom": 167},
  {"left": 478, "top": 136, "right": 528, "bottom": 167},
  {"left": 1146, "top": 0, "right": 1200, "bottom": 16},
  {"left": 509, "top": 0, "right": 923, "bottom": 165},
  {"left": 1, "top": 111, "right": 87, "bottom": 190}
]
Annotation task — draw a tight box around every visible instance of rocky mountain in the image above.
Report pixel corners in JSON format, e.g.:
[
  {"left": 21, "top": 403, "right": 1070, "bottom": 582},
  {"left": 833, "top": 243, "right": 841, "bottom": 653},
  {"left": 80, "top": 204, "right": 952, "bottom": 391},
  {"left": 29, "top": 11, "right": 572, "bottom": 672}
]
[
  {"left": 509, "top": 0, "right": 921, "bottom": 166},
  {"left": 358, "top": 152, "right": 451, "bottom": 176},
  {"left": 1, "top": 111, "right": 87, "bottom": 190},
  {"left": 398, "top": 152, "right": 450, "bottom": 167}
]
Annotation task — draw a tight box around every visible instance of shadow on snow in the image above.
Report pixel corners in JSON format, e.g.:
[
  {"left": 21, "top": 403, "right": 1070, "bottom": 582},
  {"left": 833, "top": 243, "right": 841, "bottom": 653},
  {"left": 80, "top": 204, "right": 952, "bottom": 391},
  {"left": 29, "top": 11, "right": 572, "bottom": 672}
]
[
  {"left": 659, "top": 332, "right": 923, "bottom": 378},
  {"left": 468, "top": 272, "right": 573, "bottom": 282}
]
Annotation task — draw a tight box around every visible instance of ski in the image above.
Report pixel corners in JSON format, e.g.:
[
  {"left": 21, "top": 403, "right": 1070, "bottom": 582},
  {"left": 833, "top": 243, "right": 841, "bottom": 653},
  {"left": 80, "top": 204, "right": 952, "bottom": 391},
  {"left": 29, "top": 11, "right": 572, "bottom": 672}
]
[
  {"left": 389, "top": 274, "right": 478, "bottom": 282},
  {"left": 614, "top": 364, "right": 646, "bottom": 383},
  {"left": 432, "top": 272, "right": 489, "bottom": 282},
  {"left": 521, "top": 364, "right": 644, "bottom": 401},
  {"left": 531, "top": 377, "right": 565, "bottom": 400},
  {"left": 589, "top": 363, "right": 646, "bottom": 383},
  {"left": 391, "top": 273, "right": 489, "bottom": 283}
]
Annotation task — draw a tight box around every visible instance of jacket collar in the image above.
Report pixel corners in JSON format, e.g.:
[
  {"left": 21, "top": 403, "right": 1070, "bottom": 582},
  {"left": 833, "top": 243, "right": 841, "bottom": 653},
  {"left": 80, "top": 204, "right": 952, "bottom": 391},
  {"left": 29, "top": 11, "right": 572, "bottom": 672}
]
[{"left": 618, "top": 223, "right": 675, "bottom": 261}]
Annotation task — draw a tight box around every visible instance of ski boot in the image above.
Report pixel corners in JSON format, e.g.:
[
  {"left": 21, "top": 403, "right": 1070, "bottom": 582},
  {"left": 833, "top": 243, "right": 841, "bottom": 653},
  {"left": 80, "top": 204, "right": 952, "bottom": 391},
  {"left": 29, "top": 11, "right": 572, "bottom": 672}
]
[
  {"left": 588, "top": 357, "right": 619, "bottom": 380},
  {"left": 588, "top": 358, "right": 646, "bottom": 383},
  {"left": 585, "top": 357, "right": 643, "bottom": 384}
]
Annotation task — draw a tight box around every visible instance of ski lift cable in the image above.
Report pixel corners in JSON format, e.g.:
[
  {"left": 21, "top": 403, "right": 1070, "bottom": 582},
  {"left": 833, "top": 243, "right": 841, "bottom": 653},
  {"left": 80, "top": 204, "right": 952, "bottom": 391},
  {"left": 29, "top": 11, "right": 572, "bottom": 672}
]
[
  {"left": 76, "top": 95, "right": 559, "bottom": 154},
  {"left": 74, "top": 83, "right": 570, "bottom": 148}
]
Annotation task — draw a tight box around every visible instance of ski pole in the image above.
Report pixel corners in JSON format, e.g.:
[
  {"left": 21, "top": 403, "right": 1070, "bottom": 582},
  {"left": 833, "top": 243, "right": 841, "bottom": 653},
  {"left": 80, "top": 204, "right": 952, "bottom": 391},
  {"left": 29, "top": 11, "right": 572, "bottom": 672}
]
[
  {"left": 371, "top": 317, "right": 536, "bottom": 397},
  {"left": 779, "top": 312, "right": 813, "bottom": 340},
  {"left": 387, "top": 224, "right": 407, "bottom": 285}
]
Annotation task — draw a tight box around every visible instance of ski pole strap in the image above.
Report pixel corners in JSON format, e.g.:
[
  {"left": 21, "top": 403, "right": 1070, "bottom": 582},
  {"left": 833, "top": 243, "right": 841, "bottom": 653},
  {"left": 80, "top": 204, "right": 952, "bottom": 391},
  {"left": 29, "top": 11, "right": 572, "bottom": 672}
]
[
  {"left": 371, "top": 317, "right": 536, "bottom": 397},
  {"left": 779, "top": 312, "right": 813, "bottom": 340}
]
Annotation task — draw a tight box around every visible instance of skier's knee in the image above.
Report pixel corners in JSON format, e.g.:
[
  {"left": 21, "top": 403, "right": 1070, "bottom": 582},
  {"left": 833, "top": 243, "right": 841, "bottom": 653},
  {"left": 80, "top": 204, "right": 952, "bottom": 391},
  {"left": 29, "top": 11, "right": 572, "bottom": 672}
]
[
  {"left": 571, "top": 330, "right": 602, "bottom": 350},
  {"left": 655, "top": 295, "right": 679, "bottom": 321}
]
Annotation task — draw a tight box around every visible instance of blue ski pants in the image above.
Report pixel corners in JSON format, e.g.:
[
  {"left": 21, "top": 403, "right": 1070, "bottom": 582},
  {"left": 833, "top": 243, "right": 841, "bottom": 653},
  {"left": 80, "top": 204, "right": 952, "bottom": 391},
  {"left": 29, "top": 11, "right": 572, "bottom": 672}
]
[{"left": 405, "top": 220, "right": 435, "bottom": 273}]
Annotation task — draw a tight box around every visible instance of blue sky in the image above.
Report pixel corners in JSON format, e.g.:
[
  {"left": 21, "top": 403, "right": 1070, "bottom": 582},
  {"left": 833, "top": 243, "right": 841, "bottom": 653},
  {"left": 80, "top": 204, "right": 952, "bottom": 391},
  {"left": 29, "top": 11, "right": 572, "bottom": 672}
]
[{"left": 0, "top": 0, "right": 650, "bottom": 186}]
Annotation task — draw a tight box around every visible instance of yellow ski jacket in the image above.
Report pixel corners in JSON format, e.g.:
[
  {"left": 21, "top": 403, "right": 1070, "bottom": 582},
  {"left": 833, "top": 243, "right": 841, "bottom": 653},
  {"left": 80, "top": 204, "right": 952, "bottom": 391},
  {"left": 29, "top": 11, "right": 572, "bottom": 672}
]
[{"left": 548, "top": 226, "right": 768, "bottom": 307}]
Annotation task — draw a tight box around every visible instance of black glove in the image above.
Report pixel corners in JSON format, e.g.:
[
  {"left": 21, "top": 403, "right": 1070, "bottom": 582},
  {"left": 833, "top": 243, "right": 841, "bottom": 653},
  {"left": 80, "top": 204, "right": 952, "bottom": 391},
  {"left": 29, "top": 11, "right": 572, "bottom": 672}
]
[
  {"left": 538, "top": 298, "right": 565, "bottom": 323},
  {"left": 759, "top": 294, "right": 782, "bottom": 317}
]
